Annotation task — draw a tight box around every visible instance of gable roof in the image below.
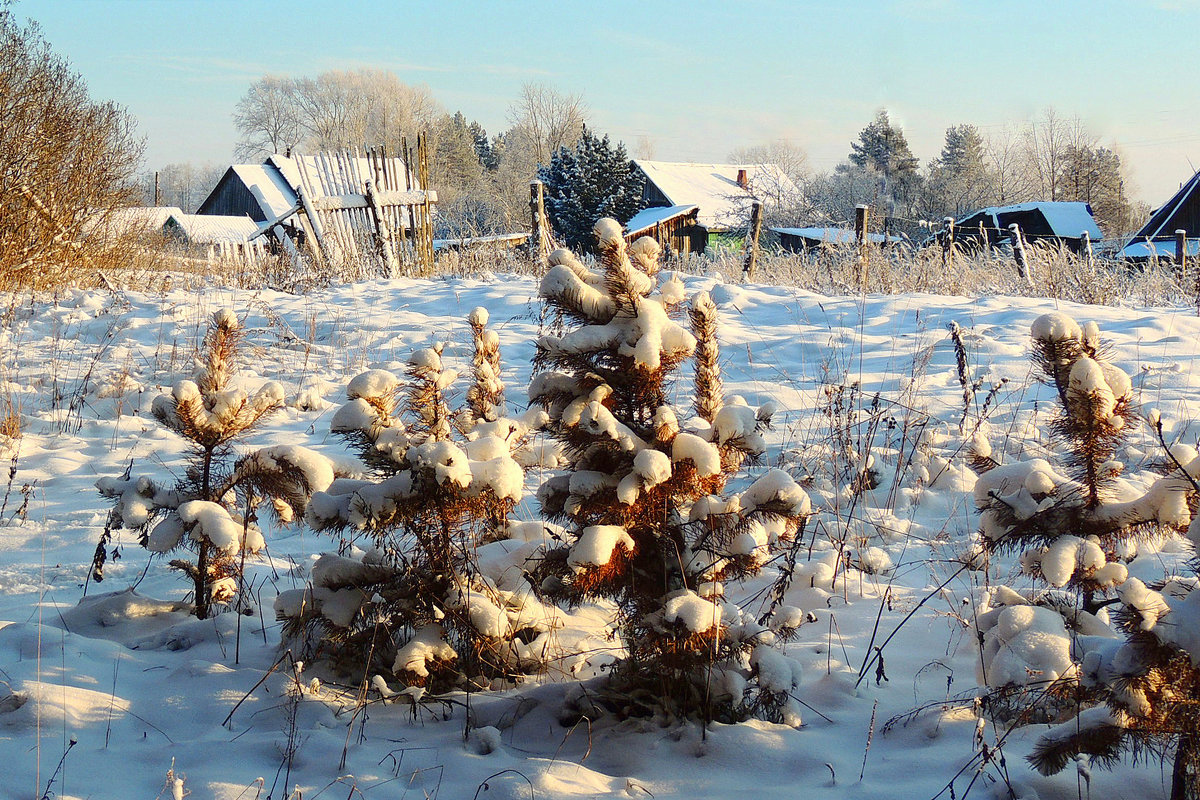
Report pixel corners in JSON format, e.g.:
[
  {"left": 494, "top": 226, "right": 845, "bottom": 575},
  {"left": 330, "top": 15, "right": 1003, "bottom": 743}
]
[
  {"left": 230, "top": 163, "right": 298, "bottom": 220},
  {"left": 771, "top": 226, "right": 903, "bottom": 246},
  {"left": 624, "top": 204, "right": 699, "bottom": 238},
  {"left": 165, "top": 213, "right": 262, "bottom": 244},
  {"left": 956, "top": 201, "right": 1102, "bottom": 241},
  {"left": 1118, "top": 169, "right": 1200, "bottom": 259},
  {"left": 634, "top": 160, "right": 800, "bottom": 230}
]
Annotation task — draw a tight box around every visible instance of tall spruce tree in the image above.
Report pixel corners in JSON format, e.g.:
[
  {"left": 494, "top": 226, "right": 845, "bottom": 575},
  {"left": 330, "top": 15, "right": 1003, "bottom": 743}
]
[{"left": 539, "top": 127, "right": 645, "bottom": 252}]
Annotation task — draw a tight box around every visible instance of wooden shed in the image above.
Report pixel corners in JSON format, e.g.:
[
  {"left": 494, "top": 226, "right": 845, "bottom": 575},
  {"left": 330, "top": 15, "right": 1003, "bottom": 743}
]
[
  {"left": 950, "top": 202, "right": 1102, "bottom": 254},
  {"left": 623, "top": 204, "right": 705, "bottom": 255}
]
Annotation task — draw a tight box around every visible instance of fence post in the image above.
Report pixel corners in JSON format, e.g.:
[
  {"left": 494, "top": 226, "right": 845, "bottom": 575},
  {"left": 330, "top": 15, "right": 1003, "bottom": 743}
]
[
  {"left": 742, "top": 200, "right": 763, "bottom": 281},
  {"left": 529, "top": 180, "right": 549, "bottom": 270},
  {"left": 1080, "top": 230, "right": 1093, "bottom": 270},
  {"left": 1176, "top": 229, "right": 1188, "bottom": 282},
  {"left": 1009, "top": 223, "right": 1033, "bottom": 288},
  {"left": 855, "top": 204, "right": 870, "bottom": 290},
  {"left": 941, "top": 216, "right": 955, "bottom": 270}
]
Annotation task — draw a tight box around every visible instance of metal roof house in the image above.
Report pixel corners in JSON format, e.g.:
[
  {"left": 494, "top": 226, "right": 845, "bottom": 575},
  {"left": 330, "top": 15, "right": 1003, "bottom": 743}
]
[
  {"left": 1118, "top": 169, "right": 1200, "bottom": 261},
  {"left": 632, "top": 161, "right": 800, "bottom": 233},
  {"left": 950, "top": 201, "right": 1102, "bottom": 253}
]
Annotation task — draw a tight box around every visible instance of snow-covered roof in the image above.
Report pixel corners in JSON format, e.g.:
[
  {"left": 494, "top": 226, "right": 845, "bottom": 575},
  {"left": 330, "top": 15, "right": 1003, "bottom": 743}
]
[
  {"left": 959, "top": 202, "right": 1102, "bottom": 240},
  {"left": 634, "top": 160, "right": 800, "bottom": 230},
  {"left": 1117, "top": 238, "right": 1200, "bottom": 260},
  {"left": 1130, "top": 169, "right": 1200, "bottom": 243},
  {"left": 772, "top": 226, "right": 902, "bottom": 246},
  {"left": 165, "top": 213, "right": 262, "bottom": 244},
  {"left": 230, "top": 164, "right": 297, "bottom": 221},
  {"left": 624, "top": 204, "right": 699, "bottom": 238},
  {"left": 433, "top": 232, "right": 530, "bottom": 250},
  {"left": 87, "top": 206, "right": 184, "bottom": 239}
]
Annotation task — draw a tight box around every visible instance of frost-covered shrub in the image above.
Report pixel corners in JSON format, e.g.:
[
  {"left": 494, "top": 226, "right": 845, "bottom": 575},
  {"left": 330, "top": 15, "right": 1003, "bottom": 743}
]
[
  {"left": 277, "top": 321, "right": 551, "bottom": 692},
  {"left": 531, "top": 219, "right": 811, "bottom": 724},
  {"left": 94, "top": 310, "right": 333, "bottom": 619}
]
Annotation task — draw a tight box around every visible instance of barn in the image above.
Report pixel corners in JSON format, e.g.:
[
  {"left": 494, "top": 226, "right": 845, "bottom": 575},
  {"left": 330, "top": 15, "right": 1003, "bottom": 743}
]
[{"left": 196, "top": 161, "right": 300, "bottom": 223}]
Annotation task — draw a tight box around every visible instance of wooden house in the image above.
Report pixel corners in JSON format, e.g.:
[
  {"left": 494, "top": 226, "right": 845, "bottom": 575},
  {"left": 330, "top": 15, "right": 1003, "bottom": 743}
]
[
  {"left": 633, "top": 160, "right": 800, "bottom": 233},
  {"left": 949, "top": 202, "right": 1102, "bottom": 253},
  {"left": 196, "top": 149, "right": 437, "bottom": 273},
  {"left": 1118, "top": 169, "right": 1200, "bottom": 260},
  {"left": 772, "top": 226, "right": 903, "bottom": 253}
]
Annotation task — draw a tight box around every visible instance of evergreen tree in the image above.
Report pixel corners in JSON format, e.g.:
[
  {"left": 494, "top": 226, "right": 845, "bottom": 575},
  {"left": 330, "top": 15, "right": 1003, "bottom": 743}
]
[
  {"left": 94, "top": 310, "right": 333, "bottom": 620},
  {"left": 538, "top": 127, "right": 645, "bottom": 252},
  {"left": 924, "top": 124, "right": 994, "bottom": 218},
  {"left": 971, "top": 312, "right": 1198, "bottom": 735},
  {"left": 848, "top": 110, "right": 921, "bottom": 211},
  {"left": 277, "top": 316, "right": 553, "bottom": 691},
  {"left": 532, "top": 219, "right": 811, "bottom": 723}
]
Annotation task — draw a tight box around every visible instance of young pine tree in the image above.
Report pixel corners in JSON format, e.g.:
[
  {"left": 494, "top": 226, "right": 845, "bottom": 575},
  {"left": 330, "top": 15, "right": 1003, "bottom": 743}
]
[
  {"left": 532, "top": 218, "right": 811, "bottom": 723},
  {"left": 968, "top": 312, "right": 1200, "bottom": 794},
  {"left": 278, "top": 316, "right": 555, "bottom": 692},
  {"left": 95, "top": 310, "right": 333, "bottom": 620}
]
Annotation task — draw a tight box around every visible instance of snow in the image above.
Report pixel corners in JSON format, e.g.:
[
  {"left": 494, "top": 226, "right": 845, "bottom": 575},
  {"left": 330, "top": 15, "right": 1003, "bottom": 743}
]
[
  {"left": 672, "top": 432, "right": 722, "bottom": 476},
  {"left": 7, "top": 273, "right": 1200, "bottom": 799},
  {"left": 176, "top": 500, "right": 259, "bottom": 555},
  {"left": 346, "top": 368, "right": 399, "bottom": 400},
  {"left": 663, "top": 590, "right": 720, "bottom": 633},
  {"left": 977, "top": 603, "right": 1075, "bottom": 687},
  {"left": 568, "top": 525, "right": 635, "bottom": 568},
  {"left": 393, "top": 624, "right": 458, "bottom": 678}
]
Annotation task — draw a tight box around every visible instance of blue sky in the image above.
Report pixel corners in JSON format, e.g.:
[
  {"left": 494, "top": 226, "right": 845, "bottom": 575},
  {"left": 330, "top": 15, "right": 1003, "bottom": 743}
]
[{"left": 22, "top": 0, "right": 1200, "bottom": 204}]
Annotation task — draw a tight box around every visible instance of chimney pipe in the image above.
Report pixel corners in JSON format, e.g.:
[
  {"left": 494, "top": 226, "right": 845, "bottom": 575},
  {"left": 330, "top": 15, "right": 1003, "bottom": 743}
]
[{"left": 736, "top": 169, "right": 748, "bottom": 188}]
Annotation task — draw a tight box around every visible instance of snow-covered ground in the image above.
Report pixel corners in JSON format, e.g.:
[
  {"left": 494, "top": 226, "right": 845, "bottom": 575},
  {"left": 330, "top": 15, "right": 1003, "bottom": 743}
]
[{"left": 2, "top": 272, "right": 1199, "bottom": 800}]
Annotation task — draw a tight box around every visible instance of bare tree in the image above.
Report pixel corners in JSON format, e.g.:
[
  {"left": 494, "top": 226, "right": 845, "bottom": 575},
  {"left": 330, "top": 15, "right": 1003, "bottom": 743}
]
[
  {"left": 141, "top": 162, "right": 227, "bottom": 211},
  {"left": 0, "top": 3, "right": 142, "bottom": 288},
  {"left": 1022, "top": 108, "right": 1091, "bottom": 201},
  {"left": 506, "top": 82, "right": 587, "bottom": 168},
  {"left": 232, "top": 75, "right": 300, "bottom": 160},
  {"left": 728, "top": 139, "right": 810, "bottom": 186},
  {"left": 233, "top": 69, "right": 443, "bottom": 158},
  {"left": 984, "top": 124, "right": 1036, "bottom": 205}
]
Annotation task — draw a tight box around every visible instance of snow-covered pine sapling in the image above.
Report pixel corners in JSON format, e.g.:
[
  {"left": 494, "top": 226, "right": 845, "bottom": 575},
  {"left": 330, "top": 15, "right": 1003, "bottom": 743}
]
[
  {"left": 95, "top": 310, "right": 334, "bottom": 620},
  {"left": 532, "top": 219, "right": 810, "bottom": 724},
  {"left": 689, "top": 290, "right": 722, "bottom": 425},
  {"left": 280, "top": 333, "right": 550, "bottom": 691},
  {"left": 973, "top": 312, "right": 1199, "bottom": 708},
  {"left": 1029, "top": 570, "right": 1200, "bottom": 800},
  {"left": 465, "top": 306, "right": 505, "bottom": 427}
]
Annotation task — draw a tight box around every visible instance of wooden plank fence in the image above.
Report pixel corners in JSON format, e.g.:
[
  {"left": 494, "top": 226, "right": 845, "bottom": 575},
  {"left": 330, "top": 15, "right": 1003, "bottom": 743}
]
[{"left": 288, "top": 138, "right": 437, "bottom": 277}]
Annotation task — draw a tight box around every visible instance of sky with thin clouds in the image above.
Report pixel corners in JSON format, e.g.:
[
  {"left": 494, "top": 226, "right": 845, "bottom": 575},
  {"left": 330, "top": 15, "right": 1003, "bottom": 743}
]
[{"left": 20, "top": 0, "right": 1200, "bottom": 205}]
